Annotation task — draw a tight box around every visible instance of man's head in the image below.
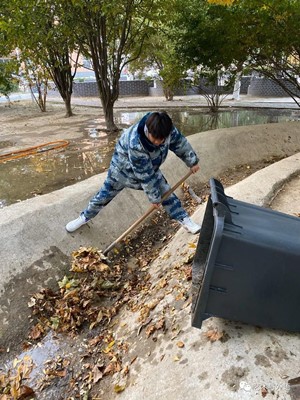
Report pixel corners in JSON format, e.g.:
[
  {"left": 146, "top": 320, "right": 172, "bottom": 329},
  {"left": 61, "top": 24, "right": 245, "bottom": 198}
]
[{"left": 145, "top": 112, "right": 173, "bottom": 145}]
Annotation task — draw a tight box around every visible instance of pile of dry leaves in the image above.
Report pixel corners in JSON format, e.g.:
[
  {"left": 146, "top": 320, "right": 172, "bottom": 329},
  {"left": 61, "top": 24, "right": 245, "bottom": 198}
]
[{"left": 28, "top": 246, "right": 149, "bottom": 338}]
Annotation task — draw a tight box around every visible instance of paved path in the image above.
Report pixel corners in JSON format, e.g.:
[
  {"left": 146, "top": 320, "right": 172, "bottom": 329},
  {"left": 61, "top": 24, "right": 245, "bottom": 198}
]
[{"left": 47, "top": 93, "right": 300, "bottom": 110}]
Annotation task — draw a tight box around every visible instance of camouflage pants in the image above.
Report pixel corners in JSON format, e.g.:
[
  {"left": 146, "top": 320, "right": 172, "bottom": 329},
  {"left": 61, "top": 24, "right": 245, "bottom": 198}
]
[{"left": 82, "top": 171, "right": 188, "bottom": 222}]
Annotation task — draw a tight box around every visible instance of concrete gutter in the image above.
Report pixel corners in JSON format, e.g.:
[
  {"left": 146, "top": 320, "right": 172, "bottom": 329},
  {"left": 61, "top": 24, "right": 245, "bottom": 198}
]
[
  {"left": 1, "top": 123, "right": 300, "bottom": 399},
  {"left": 1, "top": 122, "right": 300, "bottom": 296}
]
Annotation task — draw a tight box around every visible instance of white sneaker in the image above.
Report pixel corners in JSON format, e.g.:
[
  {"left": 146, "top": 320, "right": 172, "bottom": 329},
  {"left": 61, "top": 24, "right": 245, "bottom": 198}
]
[
  {"left": 66, "top": 214, "right": 88, "bottom": 232},
  {"left": 179, "top": 217, "right": 201, "bottom": 234}
]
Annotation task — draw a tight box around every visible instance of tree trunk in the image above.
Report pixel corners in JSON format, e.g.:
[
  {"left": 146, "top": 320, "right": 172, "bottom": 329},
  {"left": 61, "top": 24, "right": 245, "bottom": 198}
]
[
  {"left": 63, "top": 93, "right": 73, "bottom": 117},
  {"left": 95, "top": 73, "right": 119, "bottom": 131},
  {"left": 163, "top": 87, "right": 174, "bottom": 101},
  {"left": 101, "top": 97, "right": 118, "bottom": 131},
  {"left": 48, "top": 51, "right": 75, "bottom": 118}
]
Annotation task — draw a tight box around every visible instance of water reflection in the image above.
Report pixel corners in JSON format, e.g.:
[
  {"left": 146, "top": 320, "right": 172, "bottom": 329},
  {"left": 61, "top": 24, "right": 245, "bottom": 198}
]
[
  {"left": 115, "top": 108, "right": 300, "bottom": 136},
  {"left": 1, "top": 108, "right": 299, "bottom": 207}
]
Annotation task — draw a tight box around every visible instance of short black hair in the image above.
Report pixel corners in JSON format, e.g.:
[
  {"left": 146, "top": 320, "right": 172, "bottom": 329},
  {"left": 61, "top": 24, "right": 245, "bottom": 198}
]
[{"left": 145, "top": 112, "right": 173, "bottom": 139}]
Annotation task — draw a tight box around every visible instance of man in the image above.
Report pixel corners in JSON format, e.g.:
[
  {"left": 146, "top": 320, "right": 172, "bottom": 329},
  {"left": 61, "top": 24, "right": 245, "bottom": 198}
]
[{"left": 66, "top": 111, "right": 201, "bottom": 234}]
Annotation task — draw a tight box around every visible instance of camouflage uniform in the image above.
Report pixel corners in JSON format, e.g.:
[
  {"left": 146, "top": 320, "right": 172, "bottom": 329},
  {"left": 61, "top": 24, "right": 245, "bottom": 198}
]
[{"left": 83, "top": 113, "right": 199, "bottom": 221}]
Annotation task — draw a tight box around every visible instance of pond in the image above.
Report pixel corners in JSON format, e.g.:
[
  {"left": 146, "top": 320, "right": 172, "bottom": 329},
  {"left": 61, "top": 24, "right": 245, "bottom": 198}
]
[{"left": 1, "top": 108, "right": 299, "bottom": 208}]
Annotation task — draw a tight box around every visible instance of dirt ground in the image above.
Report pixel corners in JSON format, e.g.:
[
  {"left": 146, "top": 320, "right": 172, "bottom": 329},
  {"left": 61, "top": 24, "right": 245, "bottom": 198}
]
[
  {"left": 0, "top": 100, "right": 286, "bottom": 400},
  {"left": 0, "top": 101, "right": 109, "bottom": 151}
]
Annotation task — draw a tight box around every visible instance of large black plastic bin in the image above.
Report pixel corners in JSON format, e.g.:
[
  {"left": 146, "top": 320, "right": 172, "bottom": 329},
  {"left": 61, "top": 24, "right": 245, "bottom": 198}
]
[{"left": 192, "top": 178, "right": 300, "bottom": 332}]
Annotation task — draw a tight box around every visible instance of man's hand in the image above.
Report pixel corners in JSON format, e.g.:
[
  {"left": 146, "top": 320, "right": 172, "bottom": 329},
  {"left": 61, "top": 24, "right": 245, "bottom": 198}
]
[{"left": 190, "top": 164, "right": 200, "bottom": 174}]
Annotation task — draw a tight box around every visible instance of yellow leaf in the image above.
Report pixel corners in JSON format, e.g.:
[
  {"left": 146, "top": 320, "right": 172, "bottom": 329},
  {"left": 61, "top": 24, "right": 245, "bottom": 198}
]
[
  {"left": 103, "top": 340, "right": 115, "bottom": 354},
  {"left": 188, "top": 242, "right": 196, "bottom": 249},
  {"left": 114, "top": 384, "right": 126, "bottom": 393},
  {"left": 13, "top": 358, "right": 21, "bottom": 368},
  {"left": 177, "top": 341, "right": 185, "bottom": 348},
  {"left": 161, "top": 252, "right": 171, "bottom": 260}
]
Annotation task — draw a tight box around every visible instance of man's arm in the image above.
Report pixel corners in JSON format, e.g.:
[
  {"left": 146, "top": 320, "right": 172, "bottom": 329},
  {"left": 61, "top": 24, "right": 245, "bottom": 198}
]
[{"left": 169, "top": 127, "right": 199, "bottom": 168}]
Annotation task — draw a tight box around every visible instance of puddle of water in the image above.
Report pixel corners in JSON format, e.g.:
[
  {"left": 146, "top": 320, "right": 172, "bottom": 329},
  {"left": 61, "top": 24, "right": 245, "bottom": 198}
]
[
  {"left": 1, "top": 330, "right": 86, "bottom": 390},
  {"left": 1, "top": 108, "right": 299, "bottom": 207},
  {"left": 115, "top": 108, "right": 300, "bottom": 136},
  {"left": 1, "top": 332, "right": 59, "bottom": 384}
]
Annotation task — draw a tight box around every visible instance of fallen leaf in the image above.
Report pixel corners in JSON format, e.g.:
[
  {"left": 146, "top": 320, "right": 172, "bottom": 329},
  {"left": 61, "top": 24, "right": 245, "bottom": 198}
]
[
  {"left": 261, "top": 386, "right": 268, "bottom": 398},
  {"left": 157, "top": 278, "right": 168, "bottom": 289},
  {"left": 92, "top": 365, "right": 103, "bottom": 383},
  {"left": 177, "top": 341, "right": 185, "bottom": 348},
  {"left": 205, "top": 329, "right": 224, "bottom": 342},
  {"left": 147, "top": 299, "right": 159, "bottom": 310},
  {"left": 155, "top": 317, "right": 165, "bottom": 331},
  {"left": 103, "top": 340, "right": 115, "bottom": 354},
  {"left": 145, "top": 325, "right": 156, "bottom": 337},
  {"left": 103, "top": 363, "right": 115, "bottom": 376},
  {"left": 18, "top": 385, "right": 35, "bottom": 399},
  {"left": 29, "top": 323, "right": 44, "bottom": 340},
  {"left": 161, "top": 253, "right": 171, "bottom": 260},
  {"left": 138, "top": 306, "right": 150, "bottom": 323},
  {"left": 114, "top": 384, "right": 126, "bottom": 393}
]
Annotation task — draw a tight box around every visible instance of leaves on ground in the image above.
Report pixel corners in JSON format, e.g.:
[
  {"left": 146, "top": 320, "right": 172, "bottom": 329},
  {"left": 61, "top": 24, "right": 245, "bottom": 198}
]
[
  {"left": 205, "top": 329, "right": 224, "bottom": 342},
  {"left": 0, "top": 356, "right": 34, "bottom": 400},
  {"left": 19, "top": 196, "right": 199, "bottom": 398}
]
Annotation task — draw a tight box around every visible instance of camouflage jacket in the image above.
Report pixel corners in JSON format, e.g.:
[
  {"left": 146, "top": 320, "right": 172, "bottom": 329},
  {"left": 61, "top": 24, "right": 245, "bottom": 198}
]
[{"left": 109, "top": 113, "right": 199, "bottom": 203}]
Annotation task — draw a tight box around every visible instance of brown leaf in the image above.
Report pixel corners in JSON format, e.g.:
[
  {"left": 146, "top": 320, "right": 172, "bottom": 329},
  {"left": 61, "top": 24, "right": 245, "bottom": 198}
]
[
  {"left": 147, "top": 299, "right": 159, "bottom": 310},
  {"left": 158, "top": 278, "right": 168, "bottom": 289},
  {"left": 44, "top": 369, "right": 66, "bottom": 378},
  {"left": 18, "top": 385, "right": 35, "bottom": 399},
  {"left": 261, "top": 387, "right": 268, "bottom": 398},
  {"left": 29, "top": 323, "right": 44, "bottom": 340},
  {"left": 205, "top": 329, "right": 224, "bottom": 342},
  {"left": 155, "top": 317, "right": 165, "bottom": 331},
  {"left": 92, "top": 365, "right": 103, "bottom": 384},
  {"left": 177, "top": 341, "right": 185, "bottom": 348},
  {"left": 145, "top": 325, "right": 156, "bottom": 337},
  {"left": 122, "top": 365, "right": 130, "bottom": 376},
  {"left": 103, "top": 363, "right": 115, "bottom": 376},
  {"left": 138, "top": 305, "right": 150, "bottom": 323},
  {"left": 89, "top": 336, "right": 102, "bottom": 347}
]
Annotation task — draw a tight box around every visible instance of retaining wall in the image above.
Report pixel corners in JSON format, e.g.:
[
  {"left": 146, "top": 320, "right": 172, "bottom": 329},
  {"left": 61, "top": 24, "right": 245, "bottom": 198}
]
[{"left": 248, "top": 77, "right": 300, "bottom": 97}]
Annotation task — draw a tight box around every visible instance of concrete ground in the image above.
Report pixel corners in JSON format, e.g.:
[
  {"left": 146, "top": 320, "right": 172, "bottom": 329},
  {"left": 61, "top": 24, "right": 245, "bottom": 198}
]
[
  {"left": 108, "top": 156, "right": 300, "bottom": 400},
  {"left": 1, "top": 95, "right": 300, "bottom": 399}
]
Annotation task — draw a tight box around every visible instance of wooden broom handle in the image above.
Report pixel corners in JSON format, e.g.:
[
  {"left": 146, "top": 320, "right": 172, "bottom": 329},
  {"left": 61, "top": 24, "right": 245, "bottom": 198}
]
[{"left": 103, "top": 170, "right": 193, "bottom": 255}]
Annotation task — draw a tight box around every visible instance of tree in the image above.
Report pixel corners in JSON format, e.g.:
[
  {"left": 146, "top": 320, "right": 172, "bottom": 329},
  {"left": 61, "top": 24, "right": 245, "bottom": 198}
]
[
  {"left": 22, "top": 58, "right": 50, "bottom": 112},
  {"left": 0, "top": 59, "right": 18, "bottom": 103},
  {"left": 129, "top": 32, "right": 186, "bottom": 101},
  {"left": 1, "top": 0, "right": 80, "bottom": 116},
  {"left": 68, "top": 0, "right": 162, "bottom": 131},
  {"left": 235, "top": 0, "right": 300, "bottom": 105},
  {"left": 173, "top": 0, "right": 240, "bottom": 110},
  {"left": 174, "top": 0, "right": 300, "bottom": 107}
]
